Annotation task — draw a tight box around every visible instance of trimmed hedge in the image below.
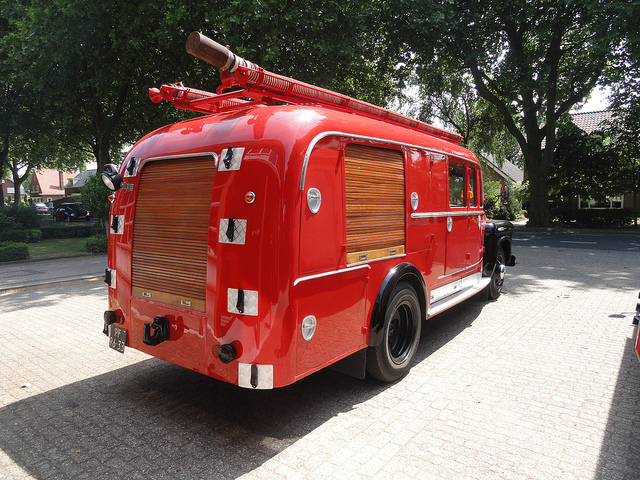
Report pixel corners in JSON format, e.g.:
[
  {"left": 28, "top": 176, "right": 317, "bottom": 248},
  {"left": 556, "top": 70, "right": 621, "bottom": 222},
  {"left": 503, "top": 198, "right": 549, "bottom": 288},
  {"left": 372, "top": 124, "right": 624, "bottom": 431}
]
[
  {"left": 90, "top": 225, "right": 107, "bottom": 236},
  {"left": 2, "top": 205, "right": 40, "bottom": 230},
  {"left": 0, "top": 242, "right": 29, "bottom": 262},
  {"left": 0, "top": 228, "right": 42, "bottom": 243},
  {"left": 85, "top": 234, "right": 108, "bottom": 253},
  {"left": 553, "top": 208, "right": 636, "bottom": 228},
  {"left": 40, "top": 224, "right": 93, "bottom": 239}
]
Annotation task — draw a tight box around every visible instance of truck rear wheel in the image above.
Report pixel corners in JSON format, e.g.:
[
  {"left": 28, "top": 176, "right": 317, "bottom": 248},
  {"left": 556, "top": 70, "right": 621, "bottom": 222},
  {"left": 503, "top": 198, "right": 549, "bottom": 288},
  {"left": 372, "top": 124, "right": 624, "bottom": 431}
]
[
  {"left": 487, "top": 246, "right": 506, "bottom": 300},
  {"left": 367, "top": 283, "right": 421, "bottom": 382}
]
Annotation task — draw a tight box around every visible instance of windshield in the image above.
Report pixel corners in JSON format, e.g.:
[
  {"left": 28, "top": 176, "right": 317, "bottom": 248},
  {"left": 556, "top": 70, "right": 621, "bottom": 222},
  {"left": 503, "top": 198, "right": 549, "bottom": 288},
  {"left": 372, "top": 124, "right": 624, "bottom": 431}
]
[{"left": 65, "top": 204, "right": 85, "bottom": 212}]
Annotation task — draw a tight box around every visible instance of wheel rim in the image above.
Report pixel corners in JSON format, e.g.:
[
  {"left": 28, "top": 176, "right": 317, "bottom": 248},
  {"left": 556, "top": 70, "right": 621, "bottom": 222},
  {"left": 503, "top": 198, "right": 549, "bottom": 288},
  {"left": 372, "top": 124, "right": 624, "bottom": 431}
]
[
  {"left": 387, "top": 301, "right": 416, "bottom": 365},
  {"left": 492, "top": 252, "right": 505, "bottom": 292}
]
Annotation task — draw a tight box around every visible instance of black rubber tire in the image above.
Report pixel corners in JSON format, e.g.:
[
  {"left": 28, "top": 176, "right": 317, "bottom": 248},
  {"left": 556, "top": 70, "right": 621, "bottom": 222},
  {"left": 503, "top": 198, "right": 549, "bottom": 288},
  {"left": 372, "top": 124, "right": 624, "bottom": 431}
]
[
  {"left": 367, "top": 283, "right": 421, "bottom": 382},
  {"left": 487, "top": 246, "right": 506, "bottom": 300}
]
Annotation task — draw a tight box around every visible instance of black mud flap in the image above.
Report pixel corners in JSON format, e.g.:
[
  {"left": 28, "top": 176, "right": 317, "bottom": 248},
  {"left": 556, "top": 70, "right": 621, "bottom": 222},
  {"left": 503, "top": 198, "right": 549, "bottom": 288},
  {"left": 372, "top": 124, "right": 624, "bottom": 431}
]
[{"left": 329, "top": 349, "right": 367, "bottom": 379}]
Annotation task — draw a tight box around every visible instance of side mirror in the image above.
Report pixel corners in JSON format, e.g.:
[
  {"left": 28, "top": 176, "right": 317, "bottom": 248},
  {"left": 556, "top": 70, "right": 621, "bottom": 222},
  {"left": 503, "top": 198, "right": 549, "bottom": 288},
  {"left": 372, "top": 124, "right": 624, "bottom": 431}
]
[{"left": 500, "top": 185, "right": 510, "bottom": 205}]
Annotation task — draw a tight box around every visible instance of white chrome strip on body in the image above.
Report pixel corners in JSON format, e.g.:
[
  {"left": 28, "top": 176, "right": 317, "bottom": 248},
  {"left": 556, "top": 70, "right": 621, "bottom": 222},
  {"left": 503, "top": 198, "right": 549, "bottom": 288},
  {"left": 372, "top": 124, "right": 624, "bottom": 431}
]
[
  {"left": 438, "top": 260, "right": 482, "bottom": 280},
  {"left": 300, "top": 131, "right": 476, "bottom": 190},
  {"left": 136, "top": 151, "right": 219, "bottom": 171},
  {"left": 428, "top": 274, "right": 490, "bottom": 318},
  {"left": 411, "top": 210, "right": 484, "bottom": 219},
  {"left": 293, "top": 264, "right": 371, "bottom": 286}
]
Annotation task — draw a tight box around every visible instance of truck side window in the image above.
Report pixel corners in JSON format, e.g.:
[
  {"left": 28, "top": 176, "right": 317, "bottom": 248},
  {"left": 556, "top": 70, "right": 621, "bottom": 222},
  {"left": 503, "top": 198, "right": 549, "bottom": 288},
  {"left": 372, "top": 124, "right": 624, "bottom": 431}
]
[
  {"left": 448, "top": 161, "right": 466, "bottom": 207},
  {"left": 469, "top": 167, "right": 477, "bottom": 207}
]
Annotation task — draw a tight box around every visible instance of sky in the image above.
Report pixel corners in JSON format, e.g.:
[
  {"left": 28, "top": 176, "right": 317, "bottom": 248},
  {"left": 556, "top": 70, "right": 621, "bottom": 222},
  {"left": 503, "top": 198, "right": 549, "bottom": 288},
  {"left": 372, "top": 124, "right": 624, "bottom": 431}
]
[{"left": 573, "top": 86, "right": 611, "bottom": 113}]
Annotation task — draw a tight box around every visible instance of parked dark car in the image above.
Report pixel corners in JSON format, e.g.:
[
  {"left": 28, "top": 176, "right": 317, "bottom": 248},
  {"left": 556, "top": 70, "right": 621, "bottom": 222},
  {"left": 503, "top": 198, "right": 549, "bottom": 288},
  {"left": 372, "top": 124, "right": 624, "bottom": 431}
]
[{"left": 52, "top": 203, "right": 91, "bottom": 222}]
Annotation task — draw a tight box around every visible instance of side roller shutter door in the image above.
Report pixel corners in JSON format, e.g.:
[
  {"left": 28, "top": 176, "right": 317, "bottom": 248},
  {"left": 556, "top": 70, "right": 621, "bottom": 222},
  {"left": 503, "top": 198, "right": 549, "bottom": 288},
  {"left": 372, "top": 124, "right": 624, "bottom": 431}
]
[
  {"left": 131, "top": 157, "right": 216, "bottom": 311},
  {"left": 344, "top": 144, "right": 405, "bottom": 264}
]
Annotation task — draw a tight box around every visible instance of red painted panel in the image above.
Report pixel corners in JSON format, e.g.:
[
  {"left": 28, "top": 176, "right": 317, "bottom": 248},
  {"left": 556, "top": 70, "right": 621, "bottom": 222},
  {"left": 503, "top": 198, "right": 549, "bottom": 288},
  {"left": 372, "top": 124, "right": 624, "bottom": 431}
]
[
  {"left": 295, "top": 267, "right": 368, "bottom": 376},
  {"left": 299, "top": 140, "right": 344, "bottom": 274}
]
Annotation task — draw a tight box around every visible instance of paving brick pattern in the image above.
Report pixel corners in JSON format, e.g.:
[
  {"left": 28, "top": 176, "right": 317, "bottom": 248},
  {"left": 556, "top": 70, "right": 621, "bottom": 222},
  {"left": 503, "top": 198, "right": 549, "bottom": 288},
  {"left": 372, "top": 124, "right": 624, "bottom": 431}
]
[{"left": 1, "top": 232, "right": 639, "bottom": 479}]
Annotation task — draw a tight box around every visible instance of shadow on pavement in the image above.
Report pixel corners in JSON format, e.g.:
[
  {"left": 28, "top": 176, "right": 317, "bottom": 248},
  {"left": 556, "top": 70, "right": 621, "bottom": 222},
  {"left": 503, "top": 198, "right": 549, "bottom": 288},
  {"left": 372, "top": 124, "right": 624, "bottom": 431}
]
[
  {"left": 0, "top": 294, "right": 484, "bottom": 479},
  {"left": 594, "top": 326, "right": 640, "bottom": 479},
  {"left": 0, "top": 359, "right": 373, "bottom": 479},
  {"left": 0, "top": 282, "right": 106, "bottom": 313}
]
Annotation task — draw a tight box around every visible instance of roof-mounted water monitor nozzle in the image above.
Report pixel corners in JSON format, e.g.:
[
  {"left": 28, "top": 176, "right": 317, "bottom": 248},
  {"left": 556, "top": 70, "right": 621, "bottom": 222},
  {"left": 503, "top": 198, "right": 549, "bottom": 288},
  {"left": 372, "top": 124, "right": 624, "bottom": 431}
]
[{"left": 186, "top": 32, "right": 258, "bottom": 73}]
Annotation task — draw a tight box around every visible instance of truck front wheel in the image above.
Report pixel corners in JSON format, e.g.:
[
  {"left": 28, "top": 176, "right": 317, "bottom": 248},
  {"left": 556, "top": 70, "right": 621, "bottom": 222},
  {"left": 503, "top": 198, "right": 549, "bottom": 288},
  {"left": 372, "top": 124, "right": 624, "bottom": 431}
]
[
  {"left": 367, "top": 283, "right": 421, "bottom": 382},
  {"left": 487, "top": 246, "right": 506, "bottom": 300}
]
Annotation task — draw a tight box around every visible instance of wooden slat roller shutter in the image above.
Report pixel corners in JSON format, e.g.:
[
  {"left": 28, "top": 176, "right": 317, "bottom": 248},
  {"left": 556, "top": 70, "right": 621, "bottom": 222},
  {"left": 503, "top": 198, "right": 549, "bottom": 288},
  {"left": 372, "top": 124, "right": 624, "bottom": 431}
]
[
  {"left": 131, "top": 157, "right": 216, "bottom": 311},
  {"left": 344, "top": 144, "right": 405, "bottom": 264}
]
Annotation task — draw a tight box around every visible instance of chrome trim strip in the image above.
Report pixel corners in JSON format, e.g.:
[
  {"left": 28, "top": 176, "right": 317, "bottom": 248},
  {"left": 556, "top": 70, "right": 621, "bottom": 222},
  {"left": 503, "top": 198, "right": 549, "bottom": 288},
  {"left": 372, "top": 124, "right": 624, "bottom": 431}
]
[
  {"left": 293, "top": 264, "right": 371, "bottom": 286},
  {"left": 300, "top": 131, "right": 475, "bottom": 190},
  {"left": 428, "top": 276, "right": 490, "bottom": 318},
  {"left": 438, "top": 260, "right": 482, "bottom": 280},
  {"left": 347, "top": 253, "right": 407, "bottom": 268},
  {"left": 137, "top": 151, "right": 219, "bottom": 170},
  {"left": 411, "top": 210, "right": 484, "bottom": 219}
]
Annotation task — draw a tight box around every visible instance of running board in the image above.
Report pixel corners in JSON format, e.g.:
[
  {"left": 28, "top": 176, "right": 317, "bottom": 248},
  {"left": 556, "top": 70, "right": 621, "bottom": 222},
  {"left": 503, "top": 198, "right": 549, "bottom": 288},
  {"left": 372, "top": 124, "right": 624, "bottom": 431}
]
[{"left": 427, "top": 277, "right": 491, "bottom": 318}]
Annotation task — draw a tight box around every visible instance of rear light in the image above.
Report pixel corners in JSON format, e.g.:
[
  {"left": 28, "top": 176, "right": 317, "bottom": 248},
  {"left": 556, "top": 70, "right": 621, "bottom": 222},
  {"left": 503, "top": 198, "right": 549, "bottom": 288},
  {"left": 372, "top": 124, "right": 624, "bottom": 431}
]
[{"left": 103, "top": 310, "right": 117, "bottom": 335}]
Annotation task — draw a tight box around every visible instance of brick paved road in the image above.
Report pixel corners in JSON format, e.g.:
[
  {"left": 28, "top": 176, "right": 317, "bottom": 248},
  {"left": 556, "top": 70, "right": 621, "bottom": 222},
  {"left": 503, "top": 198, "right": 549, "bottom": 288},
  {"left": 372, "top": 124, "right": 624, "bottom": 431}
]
[{"left": 1, "top": 231, "right": 639, "bottom": 479}]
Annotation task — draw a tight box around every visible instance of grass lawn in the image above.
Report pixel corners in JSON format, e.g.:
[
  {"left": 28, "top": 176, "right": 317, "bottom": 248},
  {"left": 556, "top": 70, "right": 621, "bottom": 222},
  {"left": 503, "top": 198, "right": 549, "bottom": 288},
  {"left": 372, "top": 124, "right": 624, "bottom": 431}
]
[{"left": 28, "top": 237, "right": 89, "bottom": 259}]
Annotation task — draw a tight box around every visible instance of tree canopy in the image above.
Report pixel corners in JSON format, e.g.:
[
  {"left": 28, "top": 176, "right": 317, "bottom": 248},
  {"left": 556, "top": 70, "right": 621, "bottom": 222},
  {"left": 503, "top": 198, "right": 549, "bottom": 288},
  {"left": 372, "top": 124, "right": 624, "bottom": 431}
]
[
  {"left": 1, "top": 0, "right": 638, "bottom": 224},
  {"left": 407, "top": 71, "right": 521, "bottom": 170},
  {"left": 390, "top": 0, "right": 633, "bottom": 226},
  {"left": 549, "top": 119, "right": 631, "bottom": 204},
  {"left": 2, "top": 0, "right": 405, "bottom": 177}
]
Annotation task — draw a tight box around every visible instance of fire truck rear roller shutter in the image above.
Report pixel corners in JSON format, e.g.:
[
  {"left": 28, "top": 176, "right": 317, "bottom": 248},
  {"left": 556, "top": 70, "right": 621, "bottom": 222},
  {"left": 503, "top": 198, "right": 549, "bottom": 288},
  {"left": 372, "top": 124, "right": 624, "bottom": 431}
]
[
  {"left": 345, "top": 144, "right": 405, "bottom": 262},
  {"left": 131, "top": 157, "right": 216, "bottom": 312}
]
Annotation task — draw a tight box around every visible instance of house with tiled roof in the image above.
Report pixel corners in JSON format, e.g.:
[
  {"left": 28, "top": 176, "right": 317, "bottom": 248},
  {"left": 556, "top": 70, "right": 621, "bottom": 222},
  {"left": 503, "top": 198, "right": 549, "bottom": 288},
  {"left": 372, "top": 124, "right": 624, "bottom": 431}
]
[
  {"left": 30, "top": 169, "right": 78, "bottom": 204},
  {"left": 571, "top": 110, "right": 613, "bottom": 135},
  {"left": 482, "top": 157, "right": 524, "bottom": 185},
  {"left": 2, "top": 178, "right": 26, "bottom": 203},
  {"left": 64, "top": 169, "right": 96, "bottom": 196},
  {"left": 568, "top": 110, "right": 638, "bottom": 212}
]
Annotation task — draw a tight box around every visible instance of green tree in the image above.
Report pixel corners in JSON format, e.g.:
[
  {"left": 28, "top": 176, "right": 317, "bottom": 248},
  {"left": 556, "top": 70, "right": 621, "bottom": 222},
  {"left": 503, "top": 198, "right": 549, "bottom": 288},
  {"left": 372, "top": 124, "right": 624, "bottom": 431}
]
[
  {"left": 604, "top": 106, "right": 640, "bottom": 224},
  {"left": 207, "top": 0, "right": 405, "bottom": 107},
  {"left": 80, "top": 174, "right": 111, "bottom": 228},
  {"left": 391, "top": 0, "right": 631, "bottom": 227},
  {"left": 408, "top": 72, "right": 521, "bottom": 169},
  {"left": 9, "top": 0, "right": 186, "bottom": 172},
  {"left": 549, "top": 119, "right": 630, "bottom": 210},
  {"left": 6, "top": 0, "right": 404, "bottom": 175},
  {"left": 605, "top": 2, "right": 640, "bottom": 224},
  {"left": 5, "top": 134, "right": 86, "bottom": 207},
  {"left": 1, "top": 1, "right": 89, "bottom": 200}
]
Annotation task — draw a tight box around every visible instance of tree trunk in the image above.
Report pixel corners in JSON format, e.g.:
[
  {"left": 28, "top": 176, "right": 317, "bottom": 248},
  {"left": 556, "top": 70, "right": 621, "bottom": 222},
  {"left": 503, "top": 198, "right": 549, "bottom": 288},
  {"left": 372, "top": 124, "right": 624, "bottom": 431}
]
[
  {"left": 93, "top": 135, "right": 112, "bottom": 174},
  {"left": 89, "top": 82, "right": 129, "bottom": 173},
  {"left": 0, "top": 138, "right": 8, "bottom": 178},
  {"left": 10, "top": 162, "right": 31, "bottom": 206},
  {"left": 527, "top": 162, "right": 551, "bottom": 228}
]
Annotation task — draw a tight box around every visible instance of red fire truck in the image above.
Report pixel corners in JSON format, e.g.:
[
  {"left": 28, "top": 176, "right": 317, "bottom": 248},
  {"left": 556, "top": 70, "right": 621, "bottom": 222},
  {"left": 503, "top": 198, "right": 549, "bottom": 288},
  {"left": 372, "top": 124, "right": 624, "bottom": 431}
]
[{"left": 101, "top": 33, "right": 516, "bottom": 389}]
